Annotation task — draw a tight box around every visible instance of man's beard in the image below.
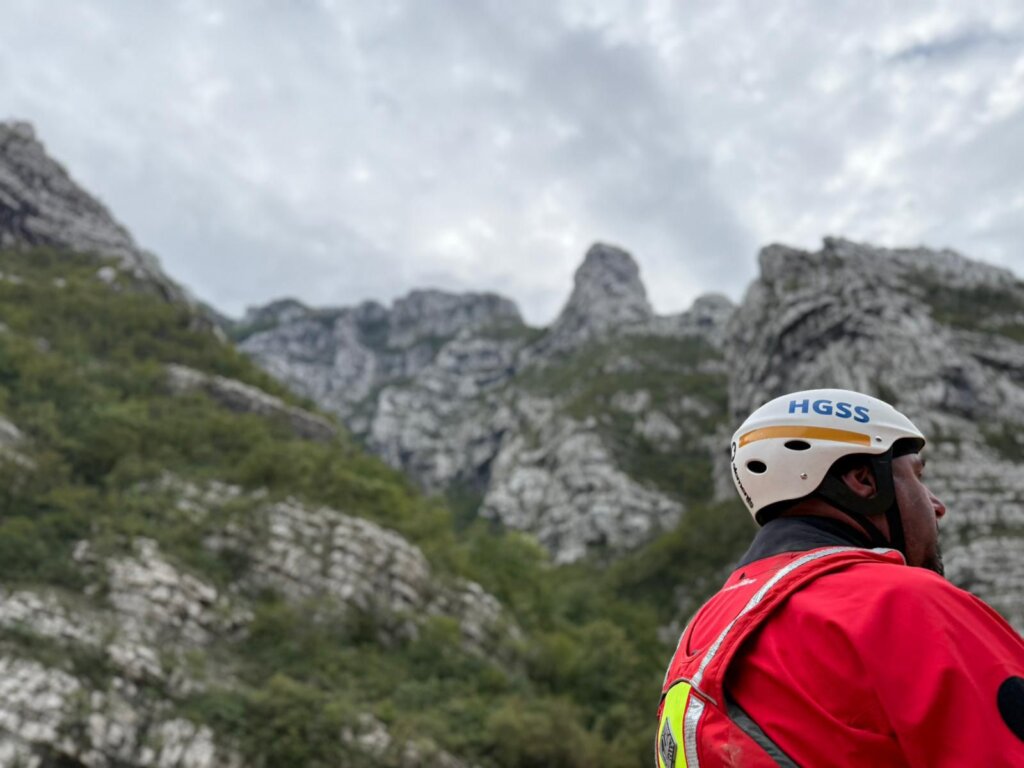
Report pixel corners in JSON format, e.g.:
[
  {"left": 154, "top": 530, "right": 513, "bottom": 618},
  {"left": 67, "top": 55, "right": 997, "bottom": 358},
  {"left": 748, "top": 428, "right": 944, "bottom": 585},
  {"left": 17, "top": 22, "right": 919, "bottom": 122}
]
[{"left": 925, "top": 539, "right": 945, "bottom": 577}]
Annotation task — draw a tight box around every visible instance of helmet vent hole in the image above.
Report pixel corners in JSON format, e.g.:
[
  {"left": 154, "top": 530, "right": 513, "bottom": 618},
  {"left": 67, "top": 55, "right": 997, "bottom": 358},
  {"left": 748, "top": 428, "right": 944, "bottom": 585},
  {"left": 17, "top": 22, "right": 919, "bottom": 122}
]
[
  {"left": 746, "top": 460, "right": 768, "bottom": 474},
  {"left": 784, "top": 440, "right": 811, "bottom": 451}
]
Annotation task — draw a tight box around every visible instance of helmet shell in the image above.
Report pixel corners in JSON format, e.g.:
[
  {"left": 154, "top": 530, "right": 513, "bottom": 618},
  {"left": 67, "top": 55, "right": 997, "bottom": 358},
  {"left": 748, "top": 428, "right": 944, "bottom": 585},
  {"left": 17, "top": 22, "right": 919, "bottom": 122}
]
[{"left": 730, "top": 389, "right": 925, "bottom": 522}]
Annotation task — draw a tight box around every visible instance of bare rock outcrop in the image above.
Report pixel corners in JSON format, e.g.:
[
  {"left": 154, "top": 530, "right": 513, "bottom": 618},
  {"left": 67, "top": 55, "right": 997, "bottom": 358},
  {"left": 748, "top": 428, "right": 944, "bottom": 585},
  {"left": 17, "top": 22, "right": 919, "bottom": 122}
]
[
  {"left": 239, "top": 244, "right": 728, "bottom": 562},
  {"left": 0, "top": 537, "right": 243, "bottom": 767},
  {"left": 634, "top": 293, "right": 735, "bottom": 346},
  {"left": 0, "top": 121, "right": 185, "bottom": 303},
  {"left": 367, "top": 329, "right": 521, "bottom": 492},
  {"left": 341, "top": 714, "right": 479, "bottom": 768},
  {"left": 204, "top": 496, "right": 514, "bottom": 653},
  {"left": 0, "top": 473, "right": 511, "bottom": 765},
  {"left": 0, "top": 653, "right": 237, "bottom": 768},
  {"left": 480, "top": 396, "right": 683, "bottom": 563},
  {"left": 166, "top": 363, "right": 338, "bottom": 442},
  {"left": 0, "top": 413, "right": 34, "bottom": 468},
  {"left": 530, "top": 242, "right": 653, "bottom": 357},
  {"left": 238, "top": 291, "right": 523, "bottom": 431}
]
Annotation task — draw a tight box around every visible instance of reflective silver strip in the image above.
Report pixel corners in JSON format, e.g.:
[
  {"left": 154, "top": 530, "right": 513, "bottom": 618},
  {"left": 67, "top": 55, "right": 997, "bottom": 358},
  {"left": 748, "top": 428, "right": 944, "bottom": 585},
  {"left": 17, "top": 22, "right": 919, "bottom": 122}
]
[
  {"left": 683, "top": 694, "right": 705, "bottom": 768},
  {"left": 691, "top": 546, "right": 862, "bottom": 688},
  {"left": 727, "top": 695, "right": 798, "bottom": 767}
]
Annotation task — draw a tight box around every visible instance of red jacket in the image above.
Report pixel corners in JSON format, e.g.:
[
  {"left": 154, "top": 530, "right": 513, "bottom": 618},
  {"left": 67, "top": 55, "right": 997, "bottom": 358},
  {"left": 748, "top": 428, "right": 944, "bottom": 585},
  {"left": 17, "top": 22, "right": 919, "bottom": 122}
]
[{"left": 657, "top": 545, "right": 1024, "bottom": 767}]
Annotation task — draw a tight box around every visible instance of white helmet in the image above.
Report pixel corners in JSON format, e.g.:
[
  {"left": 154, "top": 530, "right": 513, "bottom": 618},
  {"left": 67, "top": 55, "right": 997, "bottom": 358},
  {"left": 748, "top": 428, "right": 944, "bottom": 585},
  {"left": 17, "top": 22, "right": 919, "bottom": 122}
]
[{"left": 730, "top": 388, "right": 925, "bottom": 523}]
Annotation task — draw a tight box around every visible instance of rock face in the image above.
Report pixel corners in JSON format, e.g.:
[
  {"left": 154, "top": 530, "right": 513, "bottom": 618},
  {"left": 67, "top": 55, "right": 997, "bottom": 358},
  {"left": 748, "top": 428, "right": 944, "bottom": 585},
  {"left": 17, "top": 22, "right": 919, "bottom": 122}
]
[
  {"left": 241, "top": 243, "right": 732, "bottom": 562},
  {"left": 0, "top": 121, "right": 184, "bottom": 302},
  {"left": 366, "top": 329, "right": 523, "bottom": 491},
  {"left": 165, "top": 363, "right": 339, "bottom": 442},
  {"left": 204, "top": 495, "right": 511, "bottom": 650},
  {"left": 638, "top": 293, "right": 735, "bottom": 346},
  {"left": 480, "top": 397, "right": 683, "bottom": 564},
  {"left": 0, "top": 536, "right": 245, "bottom": 767},
  {"left": 534, "top": 243, "right": 653, "bottom": 356},
  {"left": 242, "top": 235, "right": 1024, "bottom": 627},
  {"left": 238, "top": 291, "right": 523, "bottom": 432},
  {"left": 727, "top": 237, "right": 1024, "bottom": 626},
  {"left": 388, "top": 290, "right": 523, "bottom": 349},
  {"left": 0, "top": 476, "right": 511, "bottom": 766}
]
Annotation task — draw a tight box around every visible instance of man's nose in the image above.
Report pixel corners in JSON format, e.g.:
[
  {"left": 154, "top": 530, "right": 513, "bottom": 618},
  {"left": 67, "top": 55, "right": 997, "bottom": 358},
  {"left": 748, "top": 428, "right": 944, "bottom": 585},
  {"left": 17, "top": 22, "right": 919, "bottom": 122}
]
[{"left": 932, "top": 493, "right": 947, "bottom": 519}]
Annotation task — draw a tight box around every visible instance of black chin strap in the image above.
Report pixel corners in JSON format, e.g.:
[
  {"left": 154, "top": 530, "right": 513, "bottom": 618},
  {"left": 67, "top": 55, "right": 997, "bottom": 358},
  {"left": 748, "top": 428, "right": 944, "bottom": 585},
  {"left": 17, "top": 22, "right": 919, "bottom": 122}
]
[{"left": 814, "top": 449, "right": 906, "bottom": 556}]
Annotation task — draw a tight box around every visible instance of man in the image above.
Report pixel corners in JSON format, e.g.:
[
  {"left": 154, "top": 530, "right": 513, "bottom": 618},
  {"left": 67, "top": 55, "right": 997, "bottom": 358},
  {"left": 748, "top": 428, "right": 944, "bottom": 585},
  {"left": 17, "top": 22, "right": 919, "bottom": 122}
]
[{"left": 655, "top": 388, "right": 1024, "bottom": 767}]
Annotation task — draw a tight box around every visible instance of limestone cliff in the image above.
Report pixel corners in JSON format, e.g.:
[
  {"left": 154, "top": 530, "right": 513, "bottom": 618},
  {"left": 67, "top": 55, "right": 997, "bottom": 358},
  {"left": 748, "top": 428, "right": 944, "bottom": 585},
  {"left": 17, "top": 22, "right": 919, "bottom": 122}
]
[
  {"left": 241, "top": 244, "right": 732, "bottom": 563},
  {"left": 241, "top": 235, "right": 1024, "bottom": 627},
  {"left": 0, "top": 476, "right": 505, "bottom": 766},
  {"left": 237, "top": 291, "right": 523, "bottom": 433}
]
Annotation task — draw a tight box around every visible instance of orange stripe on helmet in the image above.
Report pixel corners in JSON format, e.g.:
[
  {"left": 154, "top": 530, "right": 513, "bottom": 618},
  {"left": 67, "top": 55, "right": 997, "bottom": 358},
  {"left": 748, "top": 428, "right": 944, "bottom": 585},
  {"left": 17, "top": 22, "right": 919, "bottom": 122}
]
[{"left": 738, "top": 426, "right": 873, "bottom": 448}]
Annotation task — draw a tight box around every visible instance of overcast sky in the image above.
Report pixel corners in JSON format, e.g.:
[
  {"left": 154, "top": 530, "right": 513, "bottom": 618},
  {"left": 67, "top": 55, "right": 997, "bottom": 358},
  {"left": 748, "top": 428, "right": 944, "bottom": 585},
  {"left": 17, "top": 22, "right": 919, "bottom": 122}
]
[{"left": 3, "top": 1, "right": 1024, "bottom": 323}]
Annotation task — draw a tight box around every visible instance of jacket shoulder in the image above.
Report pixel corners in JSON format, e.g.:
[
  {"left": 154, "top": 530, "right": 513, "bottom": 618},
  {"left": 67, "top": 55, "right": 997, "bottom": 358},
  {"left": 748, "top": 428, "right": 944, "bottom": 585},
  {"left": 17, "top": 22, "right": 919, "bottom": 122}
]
[{"left": 790, "top": 558, "right": 1018, "bottom": 643}]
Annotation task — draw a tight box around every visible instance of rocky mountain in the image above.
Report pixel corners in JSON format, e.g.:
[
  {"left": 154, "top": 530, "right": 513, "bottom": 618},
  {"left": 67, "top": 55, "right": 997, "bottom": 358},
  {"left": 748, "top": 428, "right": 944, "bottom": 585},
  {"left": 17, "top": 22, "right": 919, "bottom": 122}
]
[
  {"left": 0, "top": 120, "right": 192, "bottom": 307},
  {"left": 0, "top": 244, "right": 533, "bottom": 766},
  {"left": 235, "top": 290, "right": 524, "bottom": 430},
  {"left": 4, "top": 120, "right": 1024, "bottom": 768},
  {"left": 242, "top": 238, "right": 1024, "bottom": 629},
  {"left": 240, "top": 243, "right": 734, "bottom": 563},
  {"left": 529, "top": 243, "right": 653, "bottom": 356},
  {"left": 0, "top": 125, "right": 665, "bottom": 768}
]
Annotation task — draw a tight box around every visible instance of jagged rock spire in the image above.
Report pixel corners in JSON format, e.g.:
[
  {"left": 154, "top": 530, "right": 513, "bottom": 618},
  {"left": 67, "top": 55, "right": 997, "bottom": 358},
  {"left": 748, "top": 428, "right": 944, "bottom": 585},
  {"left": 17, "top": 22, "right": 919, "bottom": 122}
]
[
  {"left": 557, "top": 242, "right": 653, "bottom": 329},
  {"left": 533, "top": 243, "right": 653, "bottom": 356}
]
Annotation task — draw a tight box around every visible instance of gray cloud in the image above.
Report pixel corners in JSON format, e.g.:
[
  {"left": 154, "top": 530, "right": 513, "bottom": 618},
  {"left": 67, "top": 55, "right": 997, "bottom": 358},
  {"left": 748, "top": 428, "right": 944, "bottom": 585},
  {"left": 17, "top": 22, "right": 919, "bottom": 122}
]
[
  {"left": 886, "top": 27, "right": 1019, "bottom": 63},
  {"left": 2, "top": 0, "right": 1023, "bottom": 322}
]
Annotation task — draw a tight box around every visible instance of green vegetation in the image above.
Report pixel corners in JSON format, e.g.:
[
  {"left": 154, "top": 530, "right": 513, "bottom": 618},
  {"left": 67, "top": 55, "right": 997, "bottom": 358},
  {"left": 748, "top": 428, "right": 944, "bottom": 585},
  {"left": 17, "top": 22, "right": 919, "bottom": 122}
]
[
  {"left": 0, "top": 622, "right": 116, "bottom": 689},
  {"left": 477, "top": 320, "right": 545, "bottom": 345},
  {"left": 0, "top": 247, "right": 751, "bottom": 767},
  {"left": 519, "top": 335, "right": 720, "bottom": 404},
  {"left": 914, "top": 268, "right": 1024, "bottom": 342},
  {"left": 610, "top": 500, "right": 753, "bottom": 624},
  {"left": 227, "top": 299, "right": 311, "bottom": 343},
  {"left": 982, "top": 422, "right": 1024, "bottom": 464}
]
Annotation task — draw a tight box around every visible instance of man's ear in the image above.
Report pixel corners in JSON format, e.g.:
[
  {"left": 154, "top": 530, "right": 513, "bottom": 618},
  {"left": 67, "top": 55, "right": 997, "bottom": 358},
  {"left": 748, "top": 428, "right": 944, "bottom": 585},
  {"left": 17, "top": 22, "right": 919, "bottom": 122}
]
[{"left": 841, "top": 463, "right": 877, "bottom": 499}]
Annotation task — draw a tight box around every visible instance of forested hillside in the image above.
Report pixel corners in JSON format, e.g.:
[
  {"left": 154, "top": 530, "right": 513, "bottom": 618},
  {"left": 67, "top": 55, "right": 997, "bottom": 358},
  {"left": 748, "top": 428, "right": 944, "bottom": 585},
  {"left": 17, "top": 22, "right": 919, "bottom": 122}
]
[{"left": 0, "top": 245, "right": 748, "bottom": 766}]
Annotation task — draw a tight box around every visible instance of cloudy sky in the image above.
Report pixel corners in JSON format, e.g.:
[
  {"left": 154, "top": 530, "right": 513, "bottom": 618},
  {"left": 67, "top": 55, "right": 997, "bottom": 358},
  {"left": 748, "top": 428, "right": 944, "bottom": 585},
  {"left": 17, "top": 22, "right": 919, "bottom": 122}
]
[{"left": 3, "top": 1, "right": 1024, "bottom": 323}]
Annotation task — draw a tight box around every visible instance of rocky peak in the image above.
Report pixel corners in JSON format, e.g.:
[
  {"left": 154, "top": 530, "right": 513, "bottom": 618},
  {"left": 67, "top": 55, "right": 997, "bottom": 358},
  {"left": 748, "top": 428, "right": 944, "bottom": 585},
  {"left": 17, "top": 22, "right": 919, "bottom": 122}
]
[
  {"left": 240, "top": 298, "right": 312, "bottom": 329},
  {"left": 557, "top": 242, "right": 652, "bottom": 330},
  {"left": 238, "top": 288, "right": 525, "bottom": 424},
  {"left": 759, "top": 236, "right": 1017, "bottom": 292},
  {"left": 730, "top": 238, "right": 964, "bottom": 417},
  {"left": 0, "top": 119, "right": 185, "bottom": 301},
  {"left": 387, "top": 289, "right": 523, "bottom": 349},
  {"left": 528, "top": 243, "right": 653, "bottom": 358}
]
